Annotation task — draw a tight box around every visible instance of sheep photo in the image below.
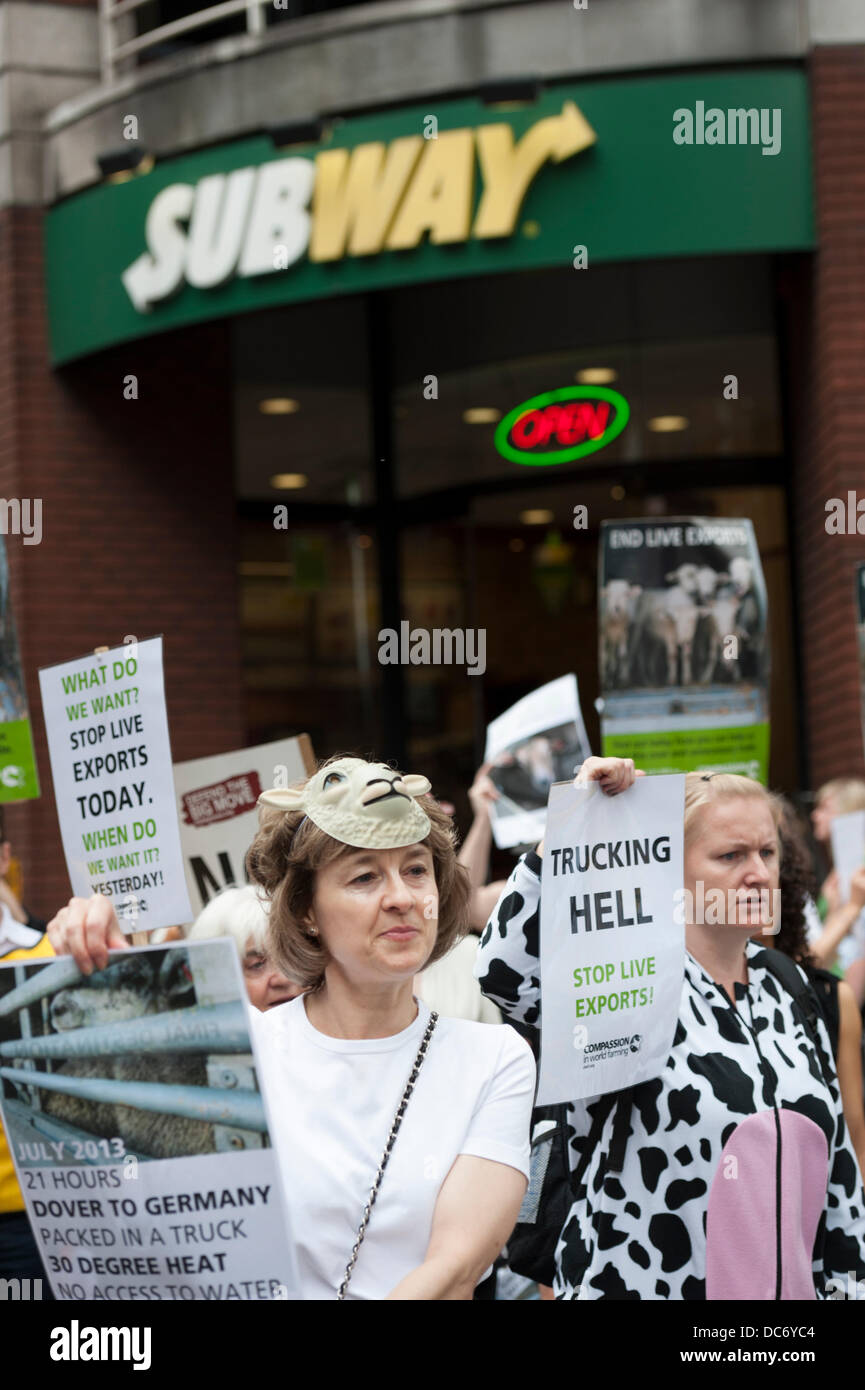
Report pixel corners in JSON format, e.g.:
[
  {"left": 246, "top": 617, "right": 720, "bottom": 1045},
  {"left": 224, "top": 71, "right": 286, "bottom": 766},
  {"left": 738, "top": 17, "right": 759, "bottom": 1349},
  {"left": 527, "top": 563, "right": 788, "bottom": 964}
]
[
  {"left": 0, "top": 944, "right": 264, "bottom": 1164},
  {"left": 599, "top": 527, "right": 768, "bottom": 697}
]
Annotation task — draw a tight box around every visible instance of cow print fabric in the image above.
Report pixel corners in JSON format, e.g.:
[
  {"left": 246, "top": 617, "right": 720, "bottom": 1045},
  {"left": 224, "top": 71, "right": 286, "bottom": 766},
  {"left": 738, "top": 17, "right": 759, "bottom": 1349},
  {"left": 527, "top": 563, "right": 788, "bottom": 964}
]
[{"left": 475, "top": 851, "right": 865, "bottom": 1299}]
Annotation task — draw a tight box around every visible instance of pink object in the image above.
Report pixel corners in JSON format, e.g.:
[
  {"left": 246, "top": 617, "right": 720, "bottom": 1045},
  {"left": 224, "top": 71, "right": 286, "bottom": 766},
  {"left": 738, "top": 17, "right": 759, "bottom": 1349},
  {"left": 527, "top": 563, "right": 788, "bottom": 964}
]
[{"left": 706, "top": 1109, "right": 829, "bottom": 1300}]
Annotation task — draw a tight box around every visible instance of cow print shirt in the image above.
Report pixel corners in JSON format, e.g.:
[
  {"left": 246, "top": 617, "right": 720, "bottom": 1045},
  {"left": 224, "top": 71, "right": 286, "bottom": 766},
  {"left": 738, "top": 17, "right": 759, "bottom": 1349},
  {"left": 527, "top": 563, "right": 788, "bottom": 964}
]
[{"left": 475, "top": 851, "right": 865, "bottom": 1300}]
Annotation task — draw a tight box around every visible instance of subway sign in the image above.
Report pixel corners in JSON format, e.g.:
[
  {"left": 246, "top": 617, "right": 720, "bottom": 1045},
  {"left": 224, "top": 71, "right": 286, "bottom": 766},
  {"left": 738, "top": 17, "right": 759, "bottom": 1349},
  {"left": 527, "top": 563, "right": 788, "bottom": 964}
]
[
  {"left": 495, "top": 386, "right": 630, "bottom": 465},
  {"left": 122, "top": 101, "right": 596, "bottom": 311},
  {"left": 44, "top": 71, "right": 813, "bottom": 364}
]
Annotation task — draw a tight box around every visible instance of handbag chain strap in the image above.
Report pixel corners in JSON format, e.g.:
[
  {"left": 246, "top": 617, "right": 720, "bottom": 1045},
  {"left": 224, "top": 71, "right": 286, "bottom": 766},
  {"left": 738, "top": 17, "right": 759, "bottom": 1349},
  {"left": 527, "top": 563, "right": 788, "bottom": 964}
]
[{"left": 337, "top": 1008, "right": 439, "bottom": 1300}]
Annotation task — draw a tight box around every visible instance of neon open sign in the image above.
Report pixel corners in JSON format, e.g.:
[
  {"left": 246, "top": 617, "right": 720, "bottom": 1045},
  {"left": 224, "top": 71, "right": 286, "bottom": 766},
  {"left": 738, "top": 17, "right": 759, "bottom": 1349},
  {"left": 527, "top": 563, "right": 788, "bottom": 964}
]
[{"left": 494, "top": 386, "right": 630, "bottom": 465}]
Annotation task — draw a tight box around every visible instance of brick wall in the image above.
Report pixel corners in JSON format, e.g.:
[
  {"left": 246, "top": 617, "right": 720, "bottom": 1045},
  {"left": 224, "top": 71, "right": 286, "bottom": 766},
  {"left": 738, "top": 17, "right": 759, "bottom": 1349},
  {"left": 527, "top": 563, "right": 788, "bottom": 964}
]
[
  {"left": 0, "top": 207, "right": 246, "bottom": 918},
  {"left": 790, "top": 46, "right": 865, "bottom": 789}
]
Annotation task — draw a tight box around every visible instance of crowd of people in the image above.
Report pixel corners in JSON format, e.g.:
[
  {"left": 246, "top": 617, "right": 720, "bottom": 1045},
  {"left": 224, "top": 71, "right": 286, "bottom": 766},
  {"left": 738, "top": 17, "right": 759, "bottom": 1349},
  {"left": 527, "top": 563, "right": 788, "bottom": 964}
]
[{"left": 2, "top": 755, "right": 865, "bottom": 1300}]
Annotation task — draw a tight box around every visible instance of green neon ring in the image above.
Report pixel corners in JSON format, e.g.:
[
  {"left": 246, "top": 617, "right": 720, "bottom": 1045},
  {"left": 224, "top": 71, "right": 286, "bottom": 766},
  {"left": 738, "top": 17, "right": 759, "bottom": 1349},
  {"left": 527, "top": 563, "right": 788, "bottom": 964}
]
[{"left": 494, "top": 385, "right": 630, "bottom": 466}]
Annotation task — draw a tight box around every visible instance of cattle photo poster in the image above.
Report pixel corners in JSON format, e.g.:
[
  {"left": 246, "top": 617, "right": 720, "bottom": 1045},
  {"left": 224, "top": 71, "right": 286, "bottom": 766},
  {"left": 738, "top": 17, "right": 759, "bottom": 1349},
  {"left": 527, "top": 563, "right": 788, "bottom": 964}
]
[
  {"left": 38, "top": 637, "right": 193, "bottom": 931},
  {"left": 537, "top": 774, "right": 685, "bottom": 1104},
  {"left": 173, "top": 734, "right": 315, "bottom": 916},
  {"left": 484, "top": 674, "right": 592, "bottom": 849},
  {"left": 598, "top": 518, "right": 770, "bottom": 780},
  {"left": 0, "top": 938, "right": 300, "bottom": 1301}
]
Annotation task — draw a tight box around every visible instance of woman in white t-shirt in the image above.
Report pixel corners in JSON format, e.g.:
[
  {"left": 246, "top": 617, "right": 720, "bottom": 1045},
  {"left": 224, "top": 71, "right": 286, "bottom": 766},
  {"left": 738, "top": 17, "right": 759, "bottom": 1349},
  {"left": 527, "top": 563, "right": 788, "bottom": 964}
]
[
  {"left": 242, "top": 756, "right": 534, "bottom": 1299},
  {"left": 49, "top": 756, "right": 535, "bottom": 1301}
]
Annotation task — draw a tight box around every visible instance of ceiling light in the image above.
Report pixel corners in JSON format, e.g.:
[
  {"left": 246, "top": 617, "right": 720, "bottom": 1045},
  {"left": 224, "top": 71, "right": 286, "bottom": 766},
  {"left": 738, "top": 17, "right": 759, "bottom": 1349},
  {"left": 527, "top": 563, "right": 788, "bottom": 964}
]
[
  {"left": 259, "top": 398, "right": 300, "bottom": 415},
  {"left": 610, "top": 486, "right": 626, "bottom": 501},
  {"left": 509, "top": 538, "right": 526, "bottom": 552},
  {"left": 477, "top": 77, "right": 541, "bottom": 107},
  {"left": 356, "top": 535, "right": 373, "bottom": 549},
  {"left": 463, "top": 407, "right": 501, "bottom": 425},
  {"left": 520, "top": 509, "right": 554, "bottom": 525},
  {"left": 576, "top": 367, "right": 618, "bottom": 385},
  {"left": 97, "top": 145, "right": 154, "bottom": 183},
  {"left": 647, "top": 415, "right": 689, "bottom": 433},
  {"left": 267, "top": 118, "right": 325, "bottom": 148},
  {"left": 270, "top": 473, "right": 308, "bottom": 489}
]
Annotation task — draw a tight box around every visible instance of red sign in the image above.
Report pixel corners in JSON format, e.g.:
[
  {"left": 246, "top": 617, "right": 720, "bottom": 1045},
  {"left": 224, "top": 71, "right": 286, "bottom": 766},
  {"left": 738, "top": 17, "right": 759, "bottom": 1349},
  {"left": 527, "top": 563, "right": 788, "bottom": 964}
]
[{"left": 181, "top": 772, "right": 262, "bottom": 827}]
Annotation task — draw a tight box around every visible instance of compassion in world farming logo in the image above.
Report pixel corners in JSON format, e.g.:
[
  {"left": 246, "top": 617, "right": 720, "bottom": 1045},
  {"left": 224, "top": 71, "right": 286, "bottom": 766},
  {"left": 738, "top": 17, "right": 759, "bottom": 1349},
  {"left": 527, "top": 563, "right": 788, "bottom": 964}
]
[{"left": 494, "top": 386, "right": 630, "bottom": 466}]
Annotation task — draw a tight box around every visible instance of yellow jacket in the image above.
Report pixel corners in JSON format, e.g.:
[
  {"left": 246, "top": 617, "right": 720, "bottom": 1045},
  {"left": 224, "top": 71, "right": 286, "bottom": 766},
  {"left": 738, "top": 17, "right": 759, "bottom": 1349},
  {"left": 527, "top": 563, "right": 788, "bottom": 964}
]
[{"left": 0, "top": 934, "right": 54, "bottom": 1213}]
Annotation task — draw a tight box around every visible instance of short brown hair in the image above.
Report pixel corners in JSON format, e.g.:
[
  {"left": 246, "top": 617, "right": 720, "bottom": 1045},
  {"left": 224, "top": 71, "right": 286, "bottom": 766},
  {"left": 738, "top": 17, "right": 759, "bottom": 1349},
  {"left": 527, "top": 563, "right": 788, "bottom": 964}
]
[{"left": 245, "top": 761, "right": 471, "bottom": 992}]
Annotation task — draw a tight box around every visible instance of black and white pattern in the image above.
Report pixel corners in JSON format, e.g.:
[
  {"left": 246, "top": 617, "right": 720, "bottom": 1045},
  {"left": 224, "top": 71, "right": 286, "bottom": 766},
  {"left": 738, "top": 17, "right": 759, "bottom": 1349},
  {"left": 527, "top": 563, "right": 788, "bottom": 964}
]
[{"left": 476, "top": 851, "right": 865, "bottom": 1300}]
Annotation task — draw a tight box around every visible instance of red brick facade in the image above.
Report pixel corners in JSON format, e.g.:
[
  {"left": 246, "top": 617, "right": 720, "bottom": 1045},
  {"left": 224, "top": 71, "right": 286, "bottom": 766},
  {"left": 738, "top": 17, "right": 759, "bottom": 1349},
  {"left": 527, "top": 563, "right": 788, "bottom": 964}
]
[
  {"left": 0, "top": 208, "right": 246, "bottom": 917},
  {"left": 790, "top": 46, "right": 865, "bottom": 788}
]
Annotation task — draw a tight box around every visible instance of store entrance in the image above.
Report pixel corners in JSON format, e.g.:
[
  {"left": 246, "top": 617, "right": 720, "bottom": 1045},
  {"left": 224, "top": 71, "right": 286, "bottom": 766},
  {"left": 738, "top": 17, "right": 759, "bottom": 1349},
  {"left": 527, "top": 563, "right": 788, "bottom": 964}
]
[{"left": 232, "top": 253, "right": 797, "bottom": 828}]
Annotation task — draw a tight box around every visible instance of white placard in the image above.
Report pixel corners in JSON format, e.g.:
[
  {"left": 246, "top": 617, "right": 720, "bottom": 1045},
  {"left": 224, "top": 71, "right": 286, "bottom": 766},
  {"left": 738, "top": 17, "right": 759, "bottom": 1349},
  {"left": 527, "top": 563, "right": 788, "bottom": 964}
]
[
  {"left": 537, "top": 774, "right": 685, "bottom": 1103},
  {"left": 830, "top": 810, "right": 865, "bottom": 904},
  {"left": 173, "top": 735, "right": 314, "bottom": 920},
  {"left": 484, "top": 674, "right": 592, "bottom": 849},
  {"left": 0, "top": 939, "right": 300, "bottom": 1300},
  {"left": 38, "top": 637, "right": 192, "bottom": 932}
]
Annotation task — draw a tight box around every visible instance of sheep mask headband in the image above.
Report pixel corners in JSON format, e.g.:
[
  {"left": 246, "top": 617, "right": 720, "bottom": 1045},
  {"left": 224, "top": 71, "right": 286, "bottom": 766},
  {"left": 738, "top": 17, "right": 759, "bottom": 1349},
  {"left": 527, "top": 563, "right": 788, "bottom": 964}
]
[{"left": 257, "top": 757, "right": 432, "bottom": 849}]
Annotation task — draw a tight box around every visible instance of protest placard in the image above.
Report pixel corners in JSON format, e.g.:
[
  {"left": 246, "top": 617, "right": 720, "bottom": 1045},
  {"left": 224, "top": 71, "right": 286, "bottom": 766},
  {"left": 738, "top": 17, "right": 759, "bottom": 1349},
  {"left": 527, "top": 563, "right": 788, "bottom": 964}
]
[
  {"left": 537, "top": 773, "right": 685, "bottom": 1104},
  {"left": 0, "top": 938, "right": 300, "bottom": 1300},
  {"left": 484, "top": 674, "right": 591, "bottom": 849},
  {"left": 829, "top": 809, "right": 865, "bottom": 971},
  {"left": 38, "top": 637, "right": 192, "bottom": 931},
  {"left": 174, "top": 735, "right": 315, "bottom": 917},
  {"left": 0, "top": 536, "right": 39, "bottom": 801},
  {"left": 831, "top": 809, "right": 865, "bottom": 904},
  {"left": 599, "top": 518, "right": 770, "bottom": 780}
]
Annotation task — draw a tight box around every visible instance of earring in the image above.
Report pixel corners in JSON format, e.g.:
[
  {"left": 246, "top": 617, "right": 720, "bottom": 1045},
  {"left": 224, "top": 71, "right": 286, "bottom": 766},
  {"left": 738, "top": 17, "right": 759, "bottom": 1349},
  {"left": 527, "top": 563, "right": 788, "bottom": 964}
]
[{"left": 308, "top": 927, "right": 318, "bottom": 937}]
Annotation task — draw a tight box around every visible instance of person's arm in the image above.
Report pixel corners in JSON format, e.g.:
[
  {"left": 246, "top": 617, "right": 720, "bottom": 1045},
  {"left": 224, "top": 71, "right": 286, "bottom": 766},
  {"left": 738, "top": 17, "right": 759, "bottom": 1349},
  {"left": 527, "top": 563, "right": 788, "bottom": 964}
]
[
  {"left": 474, "top": 852, "right": 543, "bottom": 1023},
  {"left": 821, "top": 870, "right": 841, "bottom": 917},
  {"left": 387, "top": 1027, "right": 535, "bottom": 1299},
  {"left": 47, "top": 894, "right": 130, "bottom": 973},
  {"left": 836, "top": 981, "right": 865, "bottom": 1184},
  {"left": 845, "top": 956, "right": 865, "bottom": 1011},
  {"left": 457, "top": 763, "right": 498, "bottom": 892},
  {"left": 810, "top": 867, "right": 865, "bottom": 971},
  {"left": 386, "top": 1154, "right": 527, "bottom": 1300},
  {"left": 0, "top": 876, "right": 29, "bottom": 924},
  {"left": 817, "top": 989, "right": 865, "bottom": 1296},
  {"left": 468, "top": 879, "right": 508, "bottom": 932}
]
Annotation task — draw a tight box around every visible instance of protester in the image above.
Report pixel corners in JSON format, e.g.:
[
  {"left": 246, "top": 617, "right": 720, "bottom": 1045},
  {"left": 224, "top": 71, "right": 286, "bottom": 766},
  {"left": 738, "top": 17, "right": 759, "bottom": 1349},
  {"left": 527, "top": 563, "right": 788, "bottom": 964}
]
[
  {"left": 48, "top": 755, "right": 535, "bottom": 1301},
  {"left": 187, "top": 884, "right": 303, "bottom": 1011},
  {"left": 811, "top": 777, "right": 865, "bottom": 919},
  {"left": 761, "top": 798, "right": 865, "bottom": 1179},
  {"left": 477, "top": 757, "right": 865, "bottom": 1300},
  {"left": 0, "top": 810, "right": 54, "bottom": 1295}
]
